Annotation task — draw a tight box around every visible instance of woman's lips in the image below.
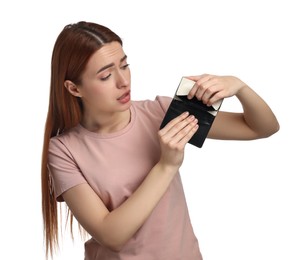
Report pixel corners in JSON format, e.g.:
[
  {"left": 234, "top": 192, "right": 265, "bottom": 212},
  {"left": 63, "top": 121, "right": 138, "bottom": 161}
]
[{"left": 117, "top": 91, "right": 130, "bottom": 104}]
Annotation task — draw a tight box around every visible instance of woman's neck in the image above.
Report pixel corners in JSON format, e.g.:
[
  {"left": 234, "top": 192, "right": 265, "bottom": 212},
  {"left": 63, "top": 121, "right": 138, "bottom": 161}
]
[{"left": 80, "top": 109, "right": 131, "bottom": 134}]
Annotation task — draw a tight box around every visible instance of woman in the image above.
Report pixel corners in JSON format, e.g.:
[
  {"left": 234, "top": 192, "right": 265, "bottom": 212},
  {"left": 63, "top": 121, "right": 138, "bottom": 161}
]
[{"left": 41, "top": 21, "right": 279, "bottom": 260}]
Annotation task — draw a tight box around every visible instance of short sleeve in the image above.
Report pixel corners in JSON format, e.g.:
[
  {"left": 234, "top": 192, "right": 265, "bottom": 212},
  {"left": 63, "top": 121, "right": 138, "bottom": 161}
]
[
  {"left": 48, "top": 137, "right": 87, "bottom": 202},
  {"left": 155, "top": 96, "right": 172, "bottom": 113}
]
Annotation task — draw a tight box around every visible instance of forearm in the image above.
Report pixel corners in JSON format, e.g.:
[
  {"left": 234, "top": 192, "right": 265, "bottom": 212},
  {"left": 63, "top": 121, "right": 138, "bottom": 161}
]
[
  {"left": 236, "top": 84, "right": 279, "bottom": 137},
  {"left": 100, "top": 163, "right": 178, "bottom": 251}
]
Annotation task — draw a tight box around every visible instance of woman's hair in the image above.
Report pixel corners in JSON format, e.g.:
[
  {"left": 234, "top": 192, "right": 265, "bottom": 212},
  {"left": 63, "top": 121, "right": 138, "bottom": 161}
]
[{"left": 41, "top": 21, "right": 122, "bottom": 257}]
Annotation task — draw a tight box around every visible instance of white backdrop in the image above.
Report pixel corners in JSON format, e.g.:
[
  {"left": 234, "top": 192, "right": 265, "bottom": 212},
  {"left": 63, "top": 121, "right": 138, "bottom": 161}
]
[{"left": 0, "top": 0, "right": 295, "bottom": 259}]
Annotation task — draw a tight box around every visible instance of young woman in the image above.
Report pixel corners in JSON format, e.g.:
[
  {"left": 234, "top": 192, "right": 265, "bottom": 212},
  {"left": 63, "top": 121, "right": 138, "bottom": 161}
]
[{"left": 41, "top": 21, "right": 279, "bottom": 260}]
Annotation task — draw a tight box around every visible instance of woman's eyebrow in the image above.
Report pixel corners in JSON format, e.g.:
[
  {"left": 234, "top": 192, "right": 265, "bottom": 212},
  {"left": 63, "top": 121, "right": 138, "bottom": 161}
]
[
  {"left": 121, "top": 55, "right": 127, "bottom": 62},
  {"left": 96, "top": 55, "right": 127, "bottom": 74}
]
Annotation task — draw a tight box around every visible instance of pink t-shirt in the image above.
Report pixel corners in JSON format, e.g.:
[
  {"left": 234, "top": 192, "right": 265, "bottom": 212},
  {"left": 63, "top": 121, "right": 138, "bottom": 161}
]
[{"left": 48, "top": 96, "right": 203, "bottom": 260}]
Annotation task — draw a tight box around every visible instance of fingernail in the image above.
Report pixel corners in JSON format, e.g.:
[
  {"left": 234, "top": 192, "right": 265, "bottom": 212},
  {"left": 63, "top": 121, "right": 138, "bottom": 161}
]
[{"left": 183, "top": 111, "right": 189, "bottom": 116}]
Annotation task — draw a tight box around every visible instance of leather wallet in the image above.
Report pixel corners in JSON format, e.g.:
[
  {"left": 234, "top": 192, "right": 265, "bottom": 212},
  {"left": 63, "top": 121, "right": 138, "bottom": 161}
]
[{"left": 160, "top": 77, "right": 223, "bottom": 148}]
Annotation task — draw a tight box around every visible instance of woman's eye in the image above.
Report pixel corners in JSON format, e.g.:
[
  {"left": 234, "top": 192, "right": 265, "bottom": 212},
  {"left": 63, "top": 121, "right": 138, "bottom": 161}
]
[
  {"left": 121, "top": 64, "right": 130, "bottom": 69},
  {"left": 100, "top": 74, "right": 111, "bottom": 81}
]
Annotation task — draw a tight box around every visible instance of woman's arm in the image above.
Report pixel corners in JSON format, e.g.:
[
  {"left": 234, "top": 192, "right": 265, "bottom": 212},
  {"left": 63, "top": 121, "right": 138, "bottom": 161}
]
[
  {"left": 187, "top": 74, "right": 280, "bottom": 140},
  {"left": 62, "top": 112, "right": 198, "bottom": 252}
]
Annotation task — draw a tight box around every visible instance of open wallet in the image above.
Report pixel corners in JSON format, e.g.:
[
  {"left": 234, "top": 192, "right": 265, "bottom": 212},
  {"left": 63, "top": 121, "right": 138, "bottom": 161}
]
[{"left": 160, "top": 77, "right": 223, "bottom": 148}]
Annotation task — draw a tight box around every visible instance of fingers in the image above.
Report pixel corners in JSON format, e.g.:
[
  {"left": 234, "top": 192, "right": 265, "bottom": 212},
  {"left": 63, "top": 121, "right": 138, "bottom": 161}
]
[
  {"left": 173, "top": 119, "right": 198, "bottom": 147},
  {"left": 159, "top": 112, "right": 198, "bottom": 148},
  {"left": 187, "top": 74, "right": 213, "bottom": 100},
  {"left": 187, "top": 74, "right": 223, "bottom": 106}
]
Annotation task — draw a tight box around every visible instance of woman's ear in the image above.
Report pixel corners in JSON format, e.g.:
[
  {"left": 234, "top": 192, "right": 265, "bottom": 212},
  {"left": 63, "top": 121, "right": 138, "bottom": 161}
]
[{"left": 64, "top": 80, "right": 82, "bottom": 97}]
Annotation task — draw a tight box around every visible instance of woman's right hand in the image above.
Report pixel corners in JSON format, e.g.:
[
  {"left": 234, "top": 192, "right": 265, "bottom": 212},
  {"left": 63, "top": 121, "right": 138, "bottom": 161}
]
[{"left": 158, "top": 112, "right": 198, "bottom": 171}]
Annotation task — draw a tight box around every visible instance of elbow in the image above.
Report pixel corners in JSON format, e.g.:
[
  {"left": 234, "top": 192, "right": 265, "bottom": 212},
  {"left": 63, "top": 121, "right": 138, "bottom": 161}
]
[
  {"left": 270, "top": 122, "right": 280, "bottom": 136},
  {"left": 105, "top": 242, "right": 124, "bottom": 253},
  {"left": 96, "top": 235, "right": 126, "bottom": 253},
  {"left": 91, "top": 217, "right": 132, "bottom": 252},
  {"left": 267, "top": 120, "right": 280, "bottom": 137},
  {"left": 259, "top": 120, "right": 280, "bottom": 138}
]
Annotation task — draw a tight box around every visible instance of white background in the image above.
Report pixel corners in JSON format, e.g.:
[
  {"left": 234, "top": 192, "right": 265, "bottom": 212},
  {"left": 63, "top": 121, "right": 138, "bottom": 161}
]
[{"left": 0, "top": 0, "right": 295, "bottom": 259}]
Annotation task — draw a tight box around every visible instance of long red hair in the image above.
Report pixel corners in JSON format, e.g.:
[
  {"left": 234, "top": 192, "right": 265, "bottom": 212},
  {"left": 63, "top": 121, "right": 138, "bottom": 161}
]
[{"left": 41, "top": 21, "right": 122, "bottom": 258}]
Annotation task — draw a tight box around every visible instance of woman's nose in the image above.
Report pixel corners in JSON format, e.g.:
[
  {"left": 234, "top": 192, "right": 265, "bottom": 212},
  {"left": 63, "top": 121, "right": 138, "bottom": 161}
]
[{"left": 116, "top": 70, "right": 129, "bottom": 89}]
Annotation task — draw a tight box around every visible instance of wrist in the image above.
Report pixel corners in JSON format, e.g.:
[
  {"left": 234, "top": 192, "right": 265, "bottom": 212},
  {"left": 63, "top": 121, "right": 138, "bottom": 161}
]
[
  {"left": 156, "top": 161, "right": 180, "bottom": 177},
  {"left": 236, "top": 82, "right": 249, "bottom": 100}
]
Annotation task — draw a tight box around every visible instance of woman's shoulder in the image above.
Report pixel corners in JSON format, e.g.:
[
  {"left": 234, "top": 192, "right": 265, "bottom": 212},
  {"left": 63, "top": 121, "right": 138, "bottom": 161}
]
[{"left": 49, "top": 125, "right": 81, "bottom": 149}]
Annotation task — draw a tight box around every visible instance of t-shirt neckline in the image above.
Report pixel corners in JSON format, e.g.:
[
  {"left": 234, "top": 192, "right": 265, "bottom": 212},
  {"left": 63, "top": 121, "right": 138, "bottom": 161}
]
[{"left": 76, "top": 104, "right": 135, "bottom": 139}]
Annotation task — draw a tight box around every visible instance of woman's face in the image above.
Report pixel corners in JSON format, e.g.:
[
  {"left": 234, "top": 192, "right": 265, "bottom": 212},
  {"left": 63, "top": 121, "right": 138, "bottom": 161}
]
[{"left": 77, "top": 41, "right": 131, "bottom": 117}]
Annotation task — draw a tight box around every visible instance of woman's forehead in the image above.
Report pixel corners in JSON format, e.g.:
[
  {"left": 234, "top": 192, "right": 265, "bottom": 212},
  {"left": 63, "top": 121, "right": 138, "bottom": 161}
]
[
  {"left": 84, "top": 42, "right": 126, "bottom": 74},
  {"left": 92, "top": 42, "right": 125, "bottom": 64}
]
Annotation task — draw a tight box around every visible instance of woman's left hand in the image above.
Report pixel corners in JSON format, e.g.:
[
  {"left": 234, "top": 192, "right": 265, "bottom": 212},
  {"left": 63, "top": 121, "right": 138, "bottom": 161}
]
[{"left": 186, "top": 74, "right": 247, "bottom": 106}]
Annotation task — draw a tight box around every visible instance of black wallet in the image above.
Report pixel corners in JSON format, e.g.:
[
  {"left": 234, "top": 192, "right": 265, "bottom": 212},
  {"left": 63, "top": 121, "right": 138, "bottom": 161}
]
[{"left": 160, "top": 77, "right": 223, "bottom": 148}]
